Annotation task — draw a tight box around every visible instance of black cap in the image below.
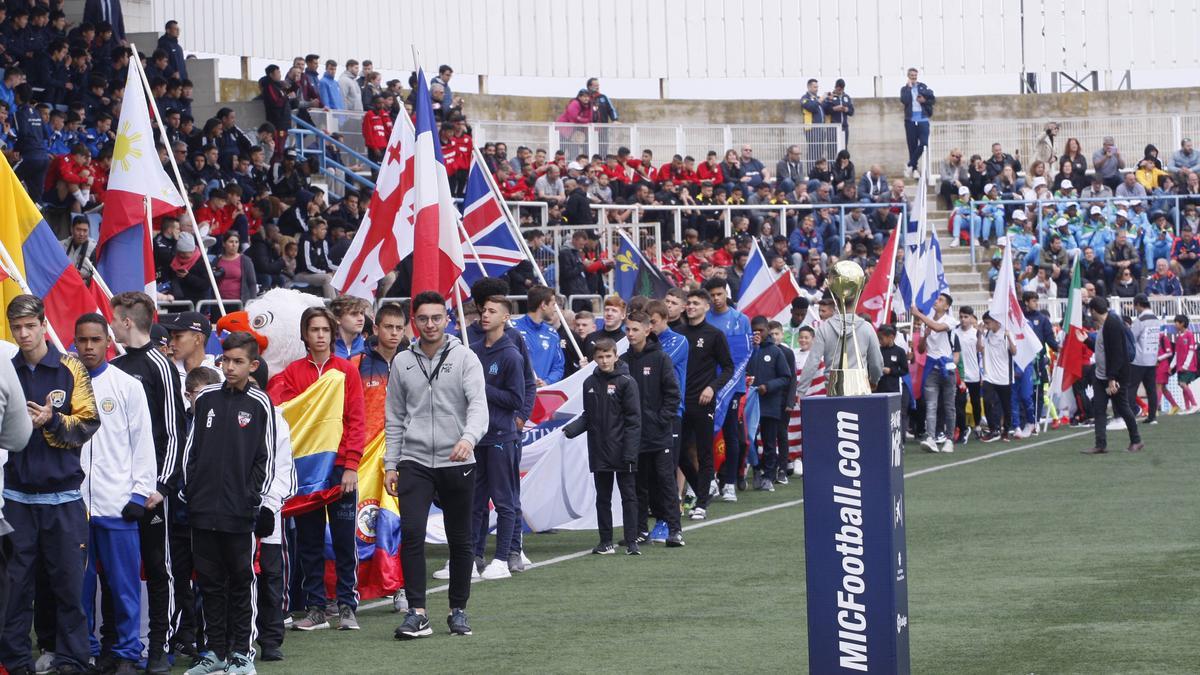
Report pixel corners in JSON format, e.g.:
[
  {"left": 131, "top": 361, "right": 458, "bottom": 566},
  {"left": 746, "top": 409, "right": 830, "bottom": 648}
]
[
  {"left": 149, "top": 323, "right": 170, "bottom": 347},
  {"left": 159, "top": 311, "right": 212, "bottom": 337}
]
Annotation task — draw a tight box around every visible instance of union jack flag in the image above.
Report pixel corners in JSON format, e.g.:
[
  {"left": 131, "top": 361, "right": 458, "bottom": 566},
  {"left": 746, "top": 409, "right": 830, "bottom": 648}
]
[{"left": 457, "top": 154, "right": 525, "bottom": 290}]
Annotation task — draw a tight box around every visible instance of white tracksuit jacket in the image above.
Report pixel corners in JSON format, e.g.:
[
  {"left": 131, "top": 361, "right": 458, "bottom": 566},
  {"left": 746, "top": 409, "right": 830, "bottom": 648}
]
[
  {"left": 81, "top": 364, "right": 157, "bottom": 521},
  {"left": 261, "top": 407, "right": 296, "bottom": 545}
]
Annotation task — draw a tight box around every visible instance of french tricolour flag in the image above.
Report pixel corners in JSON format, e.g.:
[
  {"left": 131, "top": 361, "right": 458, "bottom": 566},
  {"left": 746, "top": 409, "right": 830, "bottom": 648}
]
[
  {"left": 96, "top": 53, "right": 186, "bottom": 295},
  {"left": 737, "top": 241, "right": 801, "bottom": 323}
]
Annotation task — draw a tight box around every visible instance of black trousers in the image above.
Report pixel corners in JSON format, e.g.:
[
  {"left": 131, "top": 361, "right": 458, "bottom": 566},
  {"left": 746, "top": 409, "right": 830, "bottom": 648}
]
[
  {"left": 170, "top": 520, "right": 205, "bottom": 653},
  {"left": 956, "top": 381, "right": 983, "bottom": 433},
  {"left": 1093, "top": 380, "right": 1141, "bottom": 449},
  {"left": 1127, "top": 364, "right": 1158, "bottom": 422},
  {"left": 139, "top": 504, "right": 176, "bottom": 654},
  {"left": 191, "top": 528, "right": 256, "bottom": 662},
  {"left": 983, "top": 382, "right": 1013, "bottom": 435},
  {"left": 757, "top": 417, "right": 782, "bottom": 477},
  {"left": 636, "top": 448, "right": 681, "bottom": 534},
  {"left": 255, "top": 541, "right": 285, "bottom": 652},
  {"left": 295, "top": 467, "right": 357, "bottom": 611},
  {"left": 679, "top": 404, "right": 716, "bottom": 509},
  {"left": 396, "top": 462, "right": 475, "bottom": 611},
  {"left": 593, "top": 471, "right": 637, "bottom": 547},
  {"left": 720, "top": 394, "right": 745, "bottom": 485},
  {"left": 1073, "top": 365, "right": 1095, "bottom": 422}
]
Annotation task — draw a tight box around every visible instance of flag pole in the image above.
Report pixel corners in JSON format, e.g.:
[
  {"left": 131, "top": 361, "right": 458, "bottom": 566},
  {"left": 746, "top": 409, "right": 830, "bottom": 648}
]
[
  {"left": 471, "top": 146, "right": 584, "bottom": 364},
  {"left": 129, "top": 44, "right": 226, "bottom": 317},
  {"left": 456, "top": 220, "right": 489, "bottom": 278},
  {"left": 879, "top": 225, "right": 903, "bottom": 325},
  {"left": 453, "top": 283, "right": 470, "bottom": 348},
  {"left": 78, "top": 264, "right": 126, "bottom": 356},
  {"left": 0, "top": 239, "right": 66, "bottom": 352}
]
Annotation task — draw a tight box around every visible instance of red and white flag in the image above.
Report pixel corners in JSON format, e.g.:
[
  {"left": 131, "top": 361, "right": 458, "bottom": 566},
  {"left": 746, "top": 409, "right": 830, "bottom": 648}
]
[
  {"left": 1051, "top": 255, "right": 1092, "bottom": 396},
  {"left": 856, "top": 227, "right": 900, "bottom": 327},
  {"left": 989, "top": 242, "right": 1042, "bottom": 369},
  {"left": 333, "top": 69, "right": 463, "bottom": 300}
]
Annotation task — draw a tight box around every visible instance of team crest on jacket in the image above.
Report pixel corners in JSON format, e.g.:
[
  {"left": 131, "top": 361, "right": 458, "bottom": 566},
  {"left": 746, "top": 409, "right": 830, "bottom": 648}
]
[
  {"left": 488, "top": 362, "right": 498, "bottom": 376},
  {"left": 764, "top": 355, "right": 772, "bottom": 362},
  {"left": 606, "top": 384, "right": 616, "bottom": 396},
  {"left": 643, "top": 366, "right": 652, "bottom": 376},
  {"left": 237, "top": 411, "right": 251, "bottom": 428},
  {"left": 48, "top": 389, "right": 66, "bottom": 408},
  {"left": 100, "top": 398, "right": 116, "bottom": 414},
  {"left": 696, "top": 338, "right": 705, "bottom": 348}
]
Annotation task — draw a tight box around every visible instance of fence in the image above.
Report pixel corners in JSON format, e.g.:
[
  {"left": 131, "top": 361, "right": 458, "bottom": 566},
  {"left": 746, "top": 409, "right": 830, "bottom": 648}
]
[{"left": 929, "top": 114, "right": 1196, "bottom": 177}]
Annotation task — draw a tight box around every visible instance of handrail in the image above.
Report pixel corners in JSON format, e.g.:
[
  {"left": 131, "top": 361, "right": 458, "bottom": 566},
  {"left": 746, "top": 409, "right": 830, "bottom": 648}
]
[{"left": 290, "top": 114, "right": 381, "bottom": 172}]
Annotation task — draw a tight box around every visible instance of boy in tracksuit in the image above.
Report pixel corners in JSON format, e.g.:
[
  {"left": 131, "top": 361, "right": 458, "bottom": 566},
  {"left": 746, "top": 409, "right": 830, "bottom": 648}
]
[
  {"left": 2, "top": 295, "right": 100, "bottom": 675},
  {"left": 179, "top": 332, "right": 277, "bottom": 675},
  {"left": 468, "top": 291, "right": 527, "bottom": 580},
  {"left": 563, "top": 338, "right": 643, "bottom": 555},
  {"left": 746, "top": 316, "right": 792, "bottom": 492},
  {"left": 646, "top": 300, "right": 688, "bottom": 539},
  {"left": 75, "top": 314, "right": 157, "bottom": 675},
  {"left": 512, "top": 284, "right": 565, "bottom": 386},
  {"left": 768, "top": 321, "right": 797, "bottom": 484},
  {"left": 621, "top": 312, "right": 684, "bottom": 547}
]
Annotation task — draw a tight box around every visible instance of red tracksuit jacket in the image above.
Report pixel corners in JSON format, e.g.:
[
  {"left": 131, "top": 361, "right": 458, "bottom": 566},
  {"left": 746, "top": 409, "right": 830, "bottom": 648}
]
[{"left": 268, "top": 353, "right": 367, "bottom": 471}]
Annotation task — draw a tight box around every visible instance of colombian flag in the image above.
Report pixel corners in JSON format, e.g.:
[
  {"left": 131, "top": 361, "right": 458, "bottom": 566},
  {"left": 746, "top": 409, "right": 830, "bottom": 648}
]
[
  {"left": 0, "top": 153, "right": 95, "bottom": 346},
  {"left": 354, "top": 431, "right": 403, "bottom": 599},
  {"left": 280, "top": 370, "right": 345, "bottom": 516}
]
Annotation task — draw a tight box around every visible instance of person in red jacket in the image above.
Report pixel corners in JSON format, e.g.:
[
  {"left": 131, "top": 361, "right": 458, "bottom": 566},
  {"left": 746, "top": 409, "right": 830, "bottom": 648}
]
[
  {"left": 494, "top": 164, "right": 532, "bottom": 201},
  {"left": 267, "top": 306, "right": 367, "bottom": 631},
  {"left": 362, "top": 94, "right": 393, "bottom": 166},
  {"left": 194, "top": 188, "right": 234, "bottom": 238},
  {"left": 697, "top": 150, "right": 724, "bottom": 186},
  {"left": 43, "top": 143, "right": 94, "bottom": 212}
]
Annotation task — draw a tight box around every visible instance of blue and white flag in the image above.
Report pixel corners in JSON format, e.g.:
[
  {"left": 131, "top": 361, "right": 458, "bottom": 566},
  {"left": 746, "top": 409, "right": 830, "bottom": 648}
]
[
  {"left": 458, "top": 154, "right": 525, "bottom": 288},
  {"left": 898, "top": 173, "right": 949, "bottom": 314}
]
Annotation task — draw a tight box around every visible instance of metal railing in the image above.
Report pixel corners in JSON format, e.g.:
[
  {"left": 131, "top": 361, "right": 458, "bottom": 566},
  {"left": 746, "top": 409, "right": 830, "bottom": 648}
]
[
  {"left": 474, "top": 121, "right": 844, "bottom": 174},
  {"left": 930, "top": 113, "right": 1197, "bottom": 179},
  {"left": 289, "top": 115, "right": 379, "bottom": 194}
]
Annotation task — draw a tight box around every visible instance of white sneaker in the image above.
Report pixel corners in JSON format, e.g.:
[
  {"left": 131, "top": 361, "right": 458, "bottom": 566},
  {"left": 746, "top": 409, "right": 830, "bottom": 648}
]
[
  {"left": 520, "top": 551, "right": 532, "bottom": 568},
  {"left": 921, "top": 437, "right": 940, "bottom": 453},
  {"left": 480, "top": 558, "right": 512, "bottom": 580},
  {"left": 471, "top": 564, "right": 481, "bottom": 579},
  {"left": 1011, "top": 426, "right": 1028, "bottom": 439},
  {"left": 792, "top": 458, "right": 804, "bottom": 476},
  {"left": 721, "top": 484, "right": 738, "bottom": 502},
  {"left": 708, "top": 479, "right": 720, "bottom": 498},
  {"left": 432, "top": 560, "right": 451, "bottom": 580},
  {"left": 689, "top": 507, "right": 707, "bottom": 520},
  {"left": 940, "top": 438, "right": 955, "bottom": 454},
  {"left": 392, "top": 589, "right": 408, "bottom": 612},
  {"left": 35, "top": 651, "right": 55, "bottom": 675},
  {"left": 949, "top": 239, "right": 960, "bottom": 247}
]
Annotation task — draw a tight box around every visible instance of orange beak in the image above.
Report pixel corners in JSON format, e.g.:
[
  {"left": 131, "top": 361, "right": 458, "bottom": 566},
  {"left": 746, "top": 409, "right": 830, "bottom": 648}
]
[{"left": 215, "top": 310, "right": 269, "bottom": 353}]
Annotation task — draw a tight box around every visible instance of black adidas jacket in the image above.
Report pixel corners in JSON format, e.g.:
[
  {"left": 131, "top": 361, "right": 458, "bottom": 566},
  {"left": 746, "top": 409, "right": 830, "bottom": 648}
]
[
  {"left": 620, "top": 340, "right": 680, "bottom": 452},
  {"left": 563, "top": 362, "right": 641, "bottom": 472},
  {"left": 675, "top": 320, "right": 734, "bottom": 407},
  {"left": 179, "top": 382, "right": 276, "bottom": 533},
  {"left": 112, "top": 342, "right": 186, "bottom": 494}
]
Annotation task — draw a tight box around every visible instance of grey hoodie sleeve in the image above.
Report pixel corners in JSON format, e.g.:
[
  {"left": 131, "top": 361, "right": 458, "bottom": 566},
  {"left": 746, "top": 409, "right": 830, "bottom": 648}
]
[
  {"left": 383, "top": 355, "right": 409, "bottom": 471},
  {"left": 0, "top": 359, "right": 32, "bottom": 453},
  {"left": 860, "top": 320, "right": 884, "bottom": 386},
  {"left": 458, "top": 349, "right": 489, "bottom": 449}
]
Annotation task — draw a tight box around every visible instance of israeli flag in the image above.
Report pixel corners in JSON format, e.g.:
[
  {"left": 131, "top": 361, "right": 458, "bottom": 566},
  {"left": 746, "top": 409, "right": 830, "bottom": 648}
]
[{"left": 898, "top": 174, "right": 949, "bottom": 314}]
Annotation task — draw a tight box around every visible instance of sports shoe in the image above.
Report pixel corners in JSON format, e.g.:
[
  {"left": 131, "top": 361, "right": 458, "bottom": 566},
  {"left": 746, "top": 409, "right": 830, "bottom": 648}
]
[
  {"left": 113, "top": 660, "right": 138, "bottom": 675},
  {"left": 709, "top": 479, "right": 720, "bottom": 497},
  {"left": 337, "top": 605, "right": 360, "bottom": 630},
  {"left": 283, "top": 614, "right": 294, "bottom": 627},
  {"left": 34, "top": 651, "right": 54, "bottom": 674},
  {"left": 394, "top": 610, "right": 432, "bottom": 639},
  {"left": 940, "top": 438, "right": 955, "bottom": 454},
  {"left": 184, "top": 653, "right": 228, "bottom": 675},
  {"left": 392, "top": 589, "right": 409, "bottom": 612},
  {"left": 683, "top": 484, "right": 697, "bottom": 510},
  {"left": 736, "top": 476, "right": 748, "bottom": 491},
  {"left": 325, "top": 601, "right": 338, "bottom": 620},
  {"left": 689, "top": 507, "right": 707, "bottom": 520},
  {"left": 920, "top": 437, "right": 940, "bottom": 453},
  {"left": 226, "top": 653, "right": 257, "bottom": 675},
  {"left": 1080, "top": 446, "right": 1107, "bottom": 455},
  {"left": 1011, "top": 426, "right": 1029, "bottom": 439},
  {"left": 666, "top": 531, "right": 686, "bottom": 547},
  {"left": 721, "top": 484, "right": 737, "bottom": 502},
  {"left": 520, "top": 551, "right": 532, "bottom": 568},
  {"left": 981, "top": 431, "right": 1002, "bottom": 443},
  {"left": 958, "top": 427, "right": 971, "bottom": 444},
  {"left": 649, "top": 520, "right": 669, "bottom": 543},
  {"left": 592, "top": 542, "right": 615, "bottom": 555},
  {"left": 1126, "top": 442, "right": 1145, "bottom": 453},
  {"left": 291, "top": 606, "right": 330, "bottom": 631},
  {"left": 481, "top": 558, "right": 512, "bottom": 580},
  {"left": 145, "top": 651, "right": 171, "bottom": 675},
  {"left": 634, "top": 530, "right": 650, "bottom": 544},
  {"left": 447, "top": 608, "right": 472, "bottom": 636},
  {"left": 775, "top": 469, "right": 789, "bottom": 485},
  {"left": 626, "top": 541, "right": 641, "bottom": 556},
  {"left": 432, "top": 560, "right": 452, "bottom": 580},
  {"left": 259, "top": 647, "right": 284, "bottom": 662},
  {"left": 507, "top": 552, "right": 526, "bottom": 573},
  {"left": 793, "top": 458, "right": 804, "bottom": 476}
]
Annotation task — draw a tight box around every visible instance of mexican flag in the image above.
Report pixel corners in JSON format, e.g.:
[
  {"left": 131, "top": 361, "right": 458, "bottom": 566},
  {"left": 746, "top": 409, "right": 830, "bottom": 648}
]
[{"left": 1051, "top": 255, "right": 1093, "bottom": 396}]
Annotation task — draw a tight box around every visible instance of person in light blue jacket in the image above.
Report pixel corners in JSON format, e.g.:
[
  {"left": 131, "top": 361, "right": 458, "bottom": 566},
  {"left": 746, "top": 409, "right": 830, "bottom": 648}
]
[
  {"left": 317, "top": 60, "right": 345, "bottom": 110},
  {"left": 970, "top": 184, "right": 1006, "bottom": 245}
]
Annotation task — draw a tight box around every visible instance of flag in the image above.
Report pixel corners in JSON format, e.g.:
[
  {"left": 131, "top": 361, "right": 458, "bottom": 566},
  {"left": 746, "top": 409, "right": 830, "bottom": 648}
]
[
  {"left": 96, "top": 55, "right": 186, "bottom": 295},
  {"left": 988, "top": 243, "right": 1043, "bottom": 369},
  {"left": 410, "top": 69, "right": 465, "bottom": 297},
  {"left": 856, "top": 227, "right": 899, "bottom": 326},
  {"left": 738, "top": 241, "right": 801, "bottom": 323},
  {"left": 1052, "top": 255, "right": 1092, "bottom": 395},
  {"left": 354, "top": 430, "right": 403, "bottom": 599},
  {"left": 898, "top": 173, "right": 949, "bottom": 315},
  {"left": 331, "top": 102, "right": 416, "bottom": 300},
  {"left": 458, "top": 156, "right": 525, "bottom": 289},
  {"left": 612, "top": 230, "right": 671, "bottom": 301},
  {"left": 0, "top": 153, "right": 94, "bottom": 347},
  {"left": 280, "top": 370, "right": 346, "bottom": 517}
]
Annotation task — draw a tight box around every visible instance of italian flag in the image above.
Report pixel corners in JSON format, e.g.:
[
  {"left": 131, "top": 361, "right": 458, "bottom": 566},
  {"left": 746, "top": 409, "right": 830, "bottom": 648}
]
[{"left": 1052, "top": 255, "right": 1093, "bottom": 396}]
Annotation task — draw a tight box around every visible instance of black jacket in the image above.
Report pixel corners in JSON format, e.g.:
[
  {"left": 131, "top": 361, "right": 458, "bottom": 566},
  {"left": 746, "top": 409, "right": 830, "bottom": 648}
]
[
  {"left": 564, "top": 188, "right": 593, "bottom": 224},
  {"left": 112, "top": 342, "right": 187, "bottom": 494},
  {"left": 675, "top": 320, "right": 734, "bottom": 407},
  {"left": 563, "top": 362, "right": 641, "bottom": 472},
  {"left": 297, "top": 234, "right": 334, "bottom": 274},
  {"left": 582, "top": 326, "right": 625, "bottom": 359},
  {"left": 745, "top": 339, "right": 791, "bottom": 419},
  {"left": 620, "top": 340, "right": 680, "bottom": 452},
  {"left": 778, "top": 341, "right": 797, "bottom": 410},
  {"left": 180, "top": 382, "right": 276, "bottom": 533},
  {"left": 1095, "top": 312, "right": 1132, "bottom": 385},
  {"left": 899, "top": 82, "right": 936, "bottom": 120},
  {"left": 558, "top": 244, "right": 590, "bottom": 296}
]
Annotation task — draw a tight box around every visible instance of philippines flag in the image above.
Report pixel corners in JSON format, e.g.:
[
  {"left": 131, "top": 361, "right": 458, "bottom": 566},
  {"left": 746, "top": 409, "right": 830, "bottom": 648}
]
[
  {"left": 738, "top": 241, "right": 802, "bottom": 323},
  {"left": 95, "top": 54, "right": 186, "bottom": 295},
  {"left": 458, "top": 154, "right": 524, "bottom": 288}
]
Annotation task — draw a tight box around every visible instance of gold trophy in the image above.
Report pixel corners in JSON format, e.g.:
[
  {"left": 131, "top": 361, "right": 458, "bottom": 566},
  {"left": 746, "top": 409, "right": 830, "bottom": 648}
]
[{"left": 825, "top": 260, "right": 871, "bottom": 397}]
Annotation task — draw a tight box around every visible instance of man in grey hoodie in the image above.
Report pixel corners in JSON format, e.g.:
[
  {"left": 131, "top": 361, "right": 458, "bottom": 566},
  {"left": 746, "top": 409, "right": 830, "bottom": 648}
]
[
  {"left": 385, "top": 291, "right": 488, "bottom": 640},
  {"left": 0, "top": 343, "right": 32, "bottom": 619},
  {"left": 1127, "top": 294, "right": 1162, "bottom": 424},
  {"left": 796, "top": 297, "right": 884, "bottom": 396}
]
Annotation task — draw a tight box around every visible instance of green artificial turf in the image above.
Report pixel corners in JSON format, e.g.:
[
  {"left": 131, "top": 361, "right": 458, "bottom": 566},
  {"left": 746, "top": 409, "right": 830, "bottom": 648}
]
[{"left": 241, "top": 419, "right": 1199, "bottom": 674}]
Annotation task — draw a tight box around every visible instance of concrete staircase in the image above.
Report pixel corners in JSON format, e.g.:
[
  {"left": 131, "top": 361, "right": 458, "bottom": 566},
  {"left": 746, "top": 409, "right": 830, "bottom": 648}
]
[{"left": 915, "top": 172, "right": 992, "bottom": 310}]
